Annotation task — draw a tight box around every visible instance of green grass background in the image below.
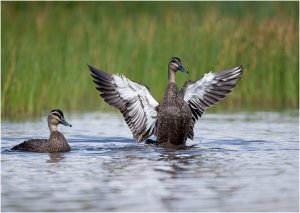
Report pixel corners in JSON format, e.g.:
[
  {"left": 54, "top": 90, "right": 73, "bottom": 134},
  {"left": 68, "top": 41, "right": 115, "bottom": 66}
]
[{"left": 2, "top": 2, "right": 299, "bottom": 120}]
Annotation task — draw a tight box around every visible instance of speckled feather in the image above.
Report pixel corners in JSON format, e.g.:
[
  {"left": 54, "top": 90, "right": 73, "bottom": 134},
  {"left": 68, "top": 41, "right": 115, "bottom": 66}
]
[
  {"left": 156, "top": 83, "right": 192, "bottom": 145},
  {"left": 11, "top": 131, "right": 70, "bottom": 152}
]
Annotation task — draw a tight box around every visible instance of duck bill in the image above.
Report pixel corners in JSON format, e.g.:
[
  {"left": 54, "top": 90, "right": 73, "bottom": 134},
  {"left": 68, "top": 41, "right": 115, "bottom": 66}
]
[
  {"left": 60, "top": 119, "right": 72, "bottom": 127},
  {"left": 178, "top": 65, "right": 189, "bottom": 73}
]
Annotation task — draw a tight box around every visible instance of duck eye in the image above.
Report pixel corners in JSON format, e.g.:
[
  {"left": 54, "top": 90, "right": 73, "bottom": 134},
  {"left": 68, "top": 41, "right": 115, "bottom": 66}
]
[
  {"left": 170, "top": 59, "right": 178, "bottom": 64},
  {"left": 52, "top": 112, "right": 62, "bottom": 120}
]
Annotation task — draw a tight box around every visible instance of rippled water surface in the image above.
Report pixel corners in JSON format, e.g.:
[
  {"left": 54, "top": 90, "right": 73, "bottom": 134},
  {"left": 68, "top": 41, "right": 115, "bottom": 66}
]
[{"left": 1, "top": 111, "right": 299, "bottom": 211}]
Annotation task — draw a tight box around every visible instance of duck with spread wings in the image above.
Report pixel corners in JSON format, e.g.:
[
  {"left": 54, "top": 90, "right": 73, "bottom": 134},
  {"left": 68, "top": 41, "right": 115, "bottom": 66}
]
[{"left": 88, "top": 57, "right": 243, "bottom": 145}]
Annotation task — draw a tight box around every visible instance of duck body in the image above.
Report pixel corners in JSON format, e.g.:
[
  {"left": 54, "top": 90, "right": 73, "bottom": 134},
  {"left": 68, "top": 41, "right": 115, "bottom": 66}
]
[
  {"left": 11, "top": 109, "right": 72, "bottom": 153},
  {"left": 156, "top": 83, "right": 192, "bottom": 145},
  {"left": 11, "top": 131, "right": 71, "bottom": 152}
]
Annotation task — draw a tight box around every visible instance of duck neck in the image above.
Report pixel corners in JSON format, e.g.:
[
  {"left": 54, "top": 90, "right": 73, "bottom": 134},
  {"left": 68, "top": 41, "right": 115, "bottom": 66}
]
[
  {"left": 168, "top": 68, "right": 176, "bottom": 83},
  {"left": 47, "top": 115, "right": 58, "bottom": 132},
  {"left": 48, "top": 124, "right": 58, "bottom": 132}
]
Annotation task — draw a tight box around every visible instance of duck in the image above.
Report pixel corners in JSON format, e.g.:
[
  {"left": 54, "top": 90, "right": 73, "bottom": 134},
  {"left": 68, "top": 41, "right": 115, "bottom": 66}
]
[
  {"left": 11, "top": 109, "right": 72, "bottom": 152},
  {"left": 88, "top": 57, "right": 243, "bottom": 145}
]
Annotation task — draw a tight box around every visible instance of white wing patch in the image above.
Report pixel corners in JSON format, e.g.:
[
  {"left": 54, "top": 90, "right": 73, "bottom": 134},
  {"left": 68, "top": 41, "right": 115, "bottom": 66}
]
[
  {"left": 113, "top": 74, "right": 159, "bottom": 135},
  {"left": 183, "top": 65, "right": 243, "bottom": 139},
  {"left": 89, "top": 64, "right": 159, "bottom": 143},
  {"left": 184, "top": 72, "right": 216, "bottom": 103}
]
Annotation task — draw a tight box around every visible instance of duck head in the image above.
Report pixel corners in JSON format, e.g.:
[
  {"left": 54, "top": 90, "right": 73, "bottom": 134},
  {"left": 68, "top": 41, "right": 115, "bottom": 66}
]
[
  {"left": 48, "top": 109, "right": 72, "bottom": 132},
  {"left": 169, "top": 57, "right": 188, "bottom": 73},
  {"left": 168, "top": 57, "right": 188, "bottom": 83}
]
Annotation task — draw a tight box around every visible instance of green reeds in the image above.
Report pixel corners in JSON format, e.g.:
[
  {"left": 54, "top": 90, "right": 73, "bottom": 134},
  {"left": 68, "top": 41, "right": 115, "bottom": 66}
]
[{"left": 2, "top": 2, "right": 299, "bottom": 120}]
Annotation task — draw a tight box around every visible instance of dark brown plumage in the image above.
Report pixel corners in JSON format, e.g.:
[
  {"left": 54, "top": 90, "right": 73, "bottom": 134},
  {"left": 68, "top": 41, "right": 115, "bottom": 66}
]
[
  {"left": 11, "top": 109, "right": 72, "bottom": 152},
  {"left": 156, "top": 83, "right": 192, "bottom": 145}
]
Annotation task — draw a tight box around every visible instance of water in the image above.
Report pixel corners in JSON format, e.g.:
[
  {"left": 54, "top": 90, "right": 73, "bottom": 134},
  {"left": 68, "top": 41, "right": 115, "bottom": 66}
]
[{"left": 1, "top": 111, "right": 299, "bottom": 211}]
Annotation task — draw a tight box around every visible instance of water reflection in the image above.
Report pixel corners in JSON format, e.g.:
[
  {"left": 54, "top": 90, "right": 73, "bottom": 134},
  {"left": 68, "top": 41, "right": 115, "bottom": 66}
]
[{"left": 46, "top": 153, "right": 65, "bottom": 163}]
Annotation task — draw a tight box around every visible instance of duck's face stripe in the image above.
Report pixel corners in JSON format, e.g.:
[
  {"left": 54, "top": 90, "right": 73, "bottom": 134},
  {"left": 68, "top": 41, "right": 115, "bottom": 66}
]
[
  {"left": 170, "top": 57, "right": 182, "bottom": 69},
  {"left": 52, "top": 112, "right": 62, "bottom": 119},
  {"left": 170, "top": 57, "right": 181, "bottom": 64},
  {"left": 51, "top": 109, "right": 64, "bottom": 118},
  {"left": 50, "top": 110, "right": 64, "bottom": 122}
]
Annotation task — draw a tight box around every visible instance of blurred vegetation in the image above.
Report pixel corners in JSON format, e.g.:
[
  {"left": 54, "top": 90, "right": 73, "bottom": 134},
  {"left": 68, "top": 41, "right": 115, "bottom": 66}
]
[{"left": 1, "top": 2, "right": 299, "bottom": 120}]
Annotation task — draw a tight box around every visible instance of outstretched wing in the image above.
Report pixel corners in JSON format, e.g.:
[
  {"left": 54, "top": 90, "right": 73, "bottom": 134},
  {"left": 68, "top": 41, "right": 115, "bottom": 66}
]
[
  {"left": 88, "top": 65, "right": 159, "bottom": 142},
  {"left": 183, "top": 65, "right": 243, "bottom": 139}
]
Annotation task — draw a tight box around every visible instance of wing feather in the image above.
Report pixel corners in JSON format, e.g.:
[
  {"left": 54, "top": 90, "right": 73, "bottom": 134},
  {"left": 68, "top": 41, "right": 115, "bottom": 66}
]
[
  {"left": 88, "top": 65, "right": 159, "bottom": 142},
  {"left": 183, "top": 65, "right": 243, "bottom": 139}
]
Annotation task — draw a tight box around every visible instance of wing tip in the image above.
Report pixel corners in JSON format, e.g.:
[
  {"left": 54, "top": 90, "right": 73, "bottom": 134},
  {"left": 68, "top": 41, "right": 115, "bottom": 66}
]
[
  {"left": 87, "top": 64, "right": 99, "bottom": 76},
  {"left": 236, "top": 64, "right": 244, "bottom": 73},
  {"left": 87, "top": 64, "right": 95, "bottom": 71},
  {"left": 87, "top": 64, "right": 110, "bottom": 76}
]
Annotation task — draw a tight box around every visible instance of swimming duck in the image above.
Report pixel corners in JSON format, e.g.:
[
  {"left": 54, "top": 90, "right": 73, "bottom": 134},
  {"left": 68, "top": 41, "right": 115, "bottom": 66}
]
[
  {"left": 88, "top": 57, "right": 243, "bottom": 145},
  {"left": 11, "top": 109, "right": 72, "bottom": 152}
]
